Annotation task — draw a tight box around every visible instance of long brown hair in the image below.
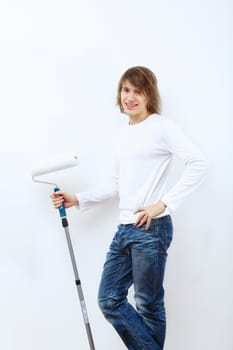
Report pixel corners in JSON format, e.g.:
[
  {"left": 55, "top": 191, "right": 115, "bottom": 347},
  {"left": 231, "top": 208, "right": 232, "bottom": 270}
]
[{"left": 117, "top": 66, "right": 161, "bottom": 115}]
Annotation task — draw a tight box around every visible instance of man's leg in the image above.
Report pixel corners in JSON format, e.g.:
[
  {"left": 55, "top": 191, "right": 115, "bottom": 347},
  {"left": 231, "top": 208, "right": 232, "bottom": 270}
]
[
  {"left": 98, "top": 225, "right": 161, "bottom": 350},
  {"left": 132, "top": 215, "right": 173, "bottom": 349}
]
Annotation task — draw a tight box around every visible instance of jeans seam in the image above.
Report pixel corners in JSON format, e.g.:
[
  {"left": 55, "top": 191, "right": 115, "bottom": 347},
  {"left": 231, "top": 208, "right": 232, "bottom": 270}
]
[
  {"left": 164, "top": 217, "right": 173, "bottom": 250},
  {"left": 111, "top": 252, "right": 130, "bottom": 293}
]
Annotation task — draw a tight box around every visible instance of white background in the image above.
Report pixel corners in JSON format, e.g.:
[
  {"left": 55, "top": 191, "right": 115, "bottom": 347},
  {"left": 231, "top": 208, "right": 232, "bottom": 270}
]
[{"left": 0, "top": 0, "right": 232, "bottom": 349}]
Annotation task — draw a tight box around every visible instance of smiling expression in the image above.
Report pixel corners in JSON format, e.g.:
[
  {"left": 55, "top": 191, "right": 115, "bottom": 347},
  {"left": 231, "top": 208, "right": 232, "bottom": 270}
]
[{"left": 120, "top": 80, "right": 149, "bottom": 119}]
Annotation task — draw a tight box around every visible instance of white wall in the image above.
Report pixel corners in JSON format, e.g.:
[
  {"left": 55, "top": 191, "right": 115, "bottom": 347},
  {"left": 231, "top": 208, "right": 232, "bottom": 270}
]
[{"left": 0, "top": 0, "right": 232, "bottom": 349}]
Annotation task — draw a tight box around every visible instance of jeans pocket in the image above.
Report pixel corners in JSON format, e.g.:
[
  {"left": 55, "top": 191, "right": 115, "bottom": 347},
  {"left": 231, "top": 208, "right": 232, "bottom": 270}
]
[
  {"left": 135, "top": 223, "right": 156, "bottom": 235},
  {"left": 134, "top": 216, "right": 173, "bottom": 250}
]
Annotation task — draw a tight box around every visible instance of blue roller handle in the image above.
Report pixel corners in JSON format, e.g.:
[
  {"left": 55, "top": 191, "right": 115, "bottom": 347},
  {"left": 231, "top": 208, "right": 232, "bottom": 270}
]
[{"left": 54, "top": 187, "right": 67, "bottom": 218}]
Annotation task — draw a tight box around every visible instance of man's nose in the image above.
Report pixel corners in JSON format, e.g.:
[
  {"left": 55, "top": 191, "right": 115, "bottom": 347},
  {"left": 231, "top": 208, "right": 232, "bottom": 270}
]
[{"left": 127, "top": 92, "right": 135, "bottom": 101}]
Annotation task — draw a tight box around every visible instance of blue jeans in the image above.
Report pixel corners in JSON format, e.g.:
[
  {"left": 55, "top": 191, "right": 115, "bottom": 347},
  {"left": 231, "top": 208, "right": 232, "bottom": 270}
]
[{"left": 98, "top": 215, "right": 173, "bottom": 350}]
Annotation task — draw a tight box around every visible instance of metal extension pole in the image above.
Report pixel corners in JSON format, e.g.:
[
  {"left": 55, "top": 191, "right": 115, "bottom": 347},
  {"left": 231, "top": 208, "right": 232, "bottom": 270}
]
[
  {"left": 62, "top": 218, "right": 95, "bottom": 350},
  {"left": 55, "top": 188, "right": 95, "bottom": 350}
]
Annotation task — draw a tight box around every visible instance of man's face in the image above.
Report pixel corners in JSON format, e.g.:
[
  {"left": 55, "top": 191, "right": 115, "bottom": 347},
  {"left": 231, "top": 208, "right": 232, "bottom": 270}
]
[{"left": 120, "top": 80, "right": 148, "bottom": 117}]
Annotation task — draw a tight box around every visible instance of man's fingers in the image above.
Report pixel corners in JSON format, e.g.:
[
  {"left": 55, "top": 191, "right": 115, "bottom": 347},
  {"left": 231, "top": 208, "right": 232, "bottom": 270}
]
[
  {"left": 50, "top": 191, "right": 63, "bottom": 199},
  {"left": 146, "top": 217, "right": 152, "bottom": 231},
  {"left": 53, "top": 196, "right": 63, "bottom": 202},
  {"left": 50, "top": 192, "right": 64, "bottom": 209},
  {"left": 134, "top": 207, "right": 144, "bottom": 214},
  {"left": 135, "top": 213, "right": 147, "bottom": 227},
  {"left": 134, "top": 212, "right": 144, "bottom": 225},
  {"left": 134, "top": 209, "right": 153, "bottom": 229},
  {"left": 138, "top": 217, "right": 148, "bottom": 227}
]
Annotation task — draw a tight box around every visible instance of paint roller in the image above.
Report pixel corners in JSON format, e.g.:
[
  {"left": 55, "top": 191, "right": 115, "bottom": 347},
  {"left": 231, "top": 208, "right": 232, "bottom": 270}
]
[{"left": 32, "top": 153, "right": 95, "bottom": 350}]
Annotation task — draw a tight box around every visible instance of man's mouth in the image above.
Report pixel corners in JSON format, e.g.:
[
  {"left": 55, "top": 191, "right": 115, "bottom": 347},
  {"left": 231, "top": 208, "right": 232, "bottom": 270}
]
[{"left": 125, "top": 102, "right": 138, "bottom": 109}]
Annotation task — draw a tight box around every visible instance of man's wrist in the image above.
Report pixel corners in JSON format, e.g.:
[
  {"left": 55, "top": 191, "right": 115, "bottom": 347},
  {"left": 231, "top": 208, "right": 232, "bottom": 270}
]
[{"left": 72, "top": 195, "right": 79, "bottom": 207}]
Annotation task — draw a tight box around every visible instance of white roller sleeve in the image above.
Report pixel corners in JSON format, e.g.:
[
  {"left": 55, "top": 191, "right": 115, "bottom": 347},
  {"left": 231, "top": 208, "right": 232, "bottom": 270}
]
[{"left": 31, "top": 153, "right": 78, "bottom": 176}]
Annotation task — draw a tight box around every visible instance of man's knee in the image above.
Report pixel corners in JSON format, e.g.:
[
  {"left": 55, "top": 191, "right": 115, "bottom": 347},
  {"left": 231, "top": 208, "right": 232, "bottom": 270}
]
[
  {"left": 98, "top": 296, "right": 123, "bottom": 318},
  {"left": 98, "top": 297, "right": 113, "bottom": 318}
]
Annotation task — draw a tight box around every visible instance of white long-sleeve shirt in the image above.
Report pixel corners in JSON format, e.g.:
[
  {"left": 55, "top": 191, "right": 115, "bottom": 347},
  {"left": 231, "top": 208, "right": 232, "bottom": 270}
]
[{"left": 76, "top": 114, "right": 209, "bottom": 224}]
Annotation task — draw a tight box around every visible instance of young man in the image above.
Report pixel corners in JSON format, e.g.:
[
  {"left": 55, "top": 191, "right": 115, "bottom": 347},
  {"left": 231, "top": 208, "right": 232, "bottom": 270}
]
[{"left": 51, "top": 66, "right": 208, "bottom": 349}]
